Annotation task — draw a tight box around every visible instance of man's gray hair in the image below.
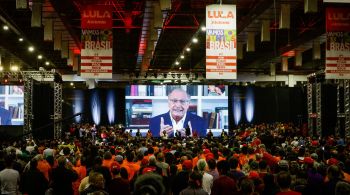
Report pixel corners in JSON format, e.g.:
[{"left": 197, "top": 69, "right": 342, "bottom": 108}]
[{"left": 168, "top": 88, "right": 190, "bottom": 100}]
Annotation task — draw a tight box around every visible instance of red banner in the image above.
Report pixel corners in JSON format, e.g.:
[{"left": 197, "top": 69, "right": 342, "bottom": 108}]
[
  {"left": 81, "top": 5, "right": 112, "bottom": 29},
  {"left": 325, "top": 7, "right": 350, "bottom": 79},
  {"left": 326, "top": 8, "right": 350, "bottom": 32}
]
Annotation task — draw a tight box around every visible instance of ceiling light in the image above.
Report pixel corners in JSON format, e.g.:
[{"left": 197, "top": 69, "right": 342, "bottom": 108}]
[
  {"left": 175, "top": 61, "right": 179, "bottom": 65},
  {"left": 18, "top": 38, "right": 23, "bottom": 42},
  {"left": 179, "top": 67, "right": 182, "bottom": 70},
  {"left": 201, "top": 26, "right": 206, "bottom": 31},
  {"left": 28, "top": 46, "right": 35, "bottom": 52},
  {"left": 10, "top": 66, "right": 19, "bottom": 71},
  {"left": 3, "top": 25, "right": 9, "bottom": 30},
  {"left": 180, "top": 55, "right": 185, "bottom": 59},
  {"left": 0, "top": 66, "right": 3, "bottom": 71},
  {"left": 70, "top": 82, "right": 74, "bottom": 86},
  {"left": 37, "top": 55, "right": 43, "bottom": 59},
  {"left": 192, "top": 38, "right": 198, "bottom": 43},
  {"left": 186, "top": 47, "right": 191, "bottom": 52},
  {"left": 45, "top": 61, "right": 50, "bottom": 66}
]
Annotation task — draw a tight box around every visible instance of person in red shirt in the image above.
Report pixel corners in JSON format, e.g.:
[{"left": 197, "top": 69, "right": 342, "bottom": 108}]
[
  {"left": 276, "top": 171, "right": 301, "bottom": 195},
  {"left": 211, "top": 160, "right": 237, "bottom": 195}
]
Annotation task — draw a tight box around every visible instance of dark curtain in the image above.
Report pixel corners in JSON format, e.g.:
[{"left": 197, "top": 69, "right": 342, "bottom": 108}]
[
  {"left": 32, "top": 82, "right": 54, "bottom": 139},
  {"left": 62, "top": 88, "right": 125, "bottom": 126},
  {"left": 230, "top": 86, "right": 307, "bottom": 127},
  {"left": 322, "top": 84, "right": 337, "bottom": 136}
]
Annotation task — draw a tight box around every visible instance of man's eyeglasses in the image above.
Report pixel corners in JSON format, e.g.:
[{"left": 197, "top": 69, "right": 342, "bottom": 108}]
[{"left": 169, "top": 99, "right": 189, "bottom": 105}]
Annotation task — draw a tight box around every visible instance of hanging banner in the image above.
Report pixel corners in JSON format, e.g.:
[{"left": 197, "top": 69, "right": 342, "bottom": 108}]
[
  {"left": 81, "top": 5, "right": 113, "bottom": 79},
  {"left": 325, "top": 8, "right": 350, "bottom": 79},
  {"left": 81, "top": 5, "right": 112, "bottom": 29},
  {"left": 206, "top": 4, "right": 237, "bottom": 79},
  {"left": 80, "top": 29, "right": 113, "bottom": 78}
]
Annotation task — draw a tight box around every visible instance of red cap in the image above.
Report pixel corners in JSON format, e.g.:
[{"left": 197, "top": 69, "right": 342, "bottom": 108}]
[
  {"left": 303, "top": 157, "right": 314, "bottom": 165},
  {"left": 203, "top": 149, "right": 210, "bottom": 154},
  {"left": 248, "top": 171, "right": 260, "bottom": 179},
  {"left": 142, "top": 167, "right": 156, "bottom": 174},
  {"left": 182, "top": 160, "right": 193, "bottom": 170},
  {"left": 327, "top": 158, "right": 338, "bottom": 165}
]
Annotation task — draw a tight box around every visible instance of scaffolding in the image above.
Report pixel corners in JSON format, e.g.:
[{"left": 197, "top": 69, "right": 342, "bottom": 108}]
[
  {"left": 307, "top": 82, "right": 313, "bottom": 137},
  {"left": 0, "top": 71, "right": 62, "bottom": 138},
  {"left": 23, "top": 77, "right": 33, "bottom": 135},
  {"left": 315, "top": 82, "right": 322, "bottom": 137},
  {"left": 53, "top": 82, "right": 62, "bottom": 139},
  {"left": 345, "top": 80, "right": 350, "bottom": 137}
]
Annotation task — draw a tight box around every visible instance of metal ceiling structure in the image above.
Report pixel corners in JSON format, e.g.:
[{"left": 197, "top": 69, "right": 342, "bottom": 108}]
[{"left": 0, "top": 0, "right": 345, "bottom": 84}]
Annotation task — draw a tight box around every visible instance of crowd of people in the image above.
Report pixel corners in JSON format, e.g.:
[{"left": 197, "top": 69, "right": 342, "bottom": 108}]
[{"left": 0, "top": 122, "right": 350, "bottom": 195}]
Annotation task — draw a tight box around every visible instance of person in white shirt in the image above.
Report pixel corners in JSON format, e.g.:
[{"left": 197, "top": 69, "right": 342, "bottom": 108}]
[
  {"left": 197, "top": 159, "right": 213, "bottom": 194},
  {"left": 0, "top": 156, "right": 20, "bottom": 195}
]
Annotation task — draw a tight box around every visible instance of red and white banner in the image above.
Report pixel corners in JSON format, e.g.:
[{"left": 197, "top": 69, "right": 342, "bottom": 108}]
[
  {"left": 325, "top": 8, "right": 350, "bottom": 79},
  {"left": 80, "top": 29, "right": 113, "bottom": 78},
  {"left": 81, "top": 5, "right": 112, "bottom": 29},
  {"left": 206, "top": 4, "right": 237, "bottom": 79}
]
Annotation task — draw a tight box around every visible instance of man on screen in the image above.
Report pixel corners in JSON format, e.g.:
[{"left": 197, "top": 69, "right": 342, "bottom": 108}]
[
  {"left": 149, "top": 88, "right": 206, "bottom": 137},
  {"left": 0, "top": 107, "right": 12, "bottom": 125}
]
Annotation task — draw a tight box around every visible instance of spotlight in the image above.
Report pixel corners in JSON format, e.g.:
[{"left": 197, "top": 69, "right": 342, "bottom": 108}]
[
  {"left": 192, "top": 38, "right": 198, "bottom": 43},
  {"left": 180, "top": 55, "right": 184, "bottom": 59},
  {"left": 28, "top": 46, "right": 35, "bottom": 52},
  {"left": 0, "top": 66, "right": 3, "bottom": 71},
  {"left": 179, "top": 67, "right": 182, "bottom": 70},
  {"left": 18, "top": 38, "right": 23, "bottom": 42},
  {"left": 175, "top": 61, "right": 179, "bottom": 65},
  {"left": 186, "top": 47, "right": 191, "bottom": 52},
  {"left": 3, "top": 25, "right": 9, "bottom": 30},
  {"left": 10, "top": 66, "right": 19, "bottom": 71},
  {"left": 70, "top": 82, "right": 74, "bottom": 86},
  {"left": 37, "top": 55, "right": 43, "bottom": 59},
  {"left": 45, "top": 61, "right": 50, "bottom": 66},
  {"left": 201, "top": 26, "right": 206, "bottom": 31}
]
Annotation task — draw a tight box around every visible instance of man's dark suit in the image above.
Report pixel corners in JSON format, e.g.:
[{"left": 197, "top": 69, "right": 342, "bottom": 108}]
[
  {"left": 0, "top": 107, "right": 12, "bottom": 125},
  {"left": 149, "top": 111, "right": 207, "bottom": 137}
]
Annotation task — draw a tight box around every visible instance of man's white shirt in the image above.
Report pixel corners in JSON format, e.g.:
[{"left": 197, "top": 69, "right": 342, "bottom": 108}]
[{"left": 170, "top": 112, "right": 187, "bottom": 137}]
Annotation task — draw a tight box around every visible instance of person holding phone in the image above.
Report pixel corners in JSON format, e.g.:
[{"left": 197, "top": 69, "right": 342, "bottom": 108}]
[{"left": 149, "top": 88, "right": 206, "bottom": 138}]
